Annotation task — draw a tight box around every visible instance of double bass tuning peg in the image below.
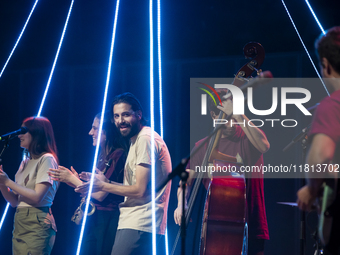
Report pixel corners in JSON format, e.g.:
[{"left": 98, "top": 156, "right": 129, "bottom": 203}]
[
  {"left": 234, "top": 71, "right": 249, "bottom": 82},
  {"left": 255, "top": 68, "right": 263, "bottom": 76}
]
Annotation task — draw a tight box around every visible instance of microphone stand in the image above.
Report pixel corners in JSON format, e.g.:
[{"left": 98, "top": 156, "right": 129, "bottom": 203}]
[
  {"left": 157, "top": 124, "right": 224, "bottom": 255},
  {"left": 283, "top": 124, "right": 311, "bottom": 255},
  {"left": 300, "top": 134, "right": 308, "bottom": 255},
  {"left": 0, "top": 137, "right": 11, "bottom": 163},
  {"left": 180, "top": 167, "right": 188, "bottom": 255},
  {"left": 282, "top": 124, "right": 311, "bottom": 152}
]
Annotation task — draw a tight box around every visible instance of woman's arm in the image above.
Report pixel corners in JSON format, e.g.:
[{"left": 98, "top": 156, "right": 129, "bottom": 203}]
[
  {"left": 0, "top": 184, "right": 19, "bottom": 207},
  {"left": 91, "top": 190, "right": 109, "bottom": 202},
  {"left": 0, "top": 154, "right": 59, "bottom": 206},
  {"left": 90, "top": 150, "right": 127, "bottom": 202},
  {"left": 0, "top": 167, "right": 51, "bottom": 206},
  {"left": 7, "top": 181, "right": 51, "bottom": 205},
  {"left": 49, "top": 166, "right": 83, "bottom": 188},
  {"left": 0, "top": 166, "right": 19, "bottom": 206},
  {"left": 76, "top": 169, "right": 113, "bottom": 202}
]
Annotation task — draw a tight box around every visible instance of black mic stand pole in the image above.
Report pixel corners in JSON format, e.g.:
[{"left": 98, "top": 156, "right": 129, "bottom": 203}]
[
  {"left": 157, "top": 124, "right": 224, "bottom": 255},
  {"left": 180, "top": 168, "right": 188, "bottom": 255},
  {"left": 284, "top": 104, "right": 319, "bottom": 255},
  {"left": 300, "top": 135, "right": 308, "bottom": 255},
  {"left": 299, "top": 136, "right": 323, "bottom": 255},
  {"left": 0, "top": 137, "right": 11, "bottom": 163},
  {"left": 283, "top": 124, "right": 311, "bottom": 255}
]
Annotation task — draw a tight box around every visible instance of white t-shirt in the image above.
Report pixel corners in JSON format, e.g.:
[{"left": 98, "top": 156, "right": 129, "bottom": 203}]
[
  {"left": 15, "top": 153, "right": 59, "bottom": 208},
  {"left": 118, "top": 127, "right": 172, "bottom": 235}
]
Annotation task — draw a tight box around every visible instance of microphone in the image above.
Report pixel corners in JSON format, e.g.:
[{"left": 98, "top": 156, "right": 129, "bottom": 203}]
[{"left": 0, "top": 127, "right": 29, "bottom": 141}]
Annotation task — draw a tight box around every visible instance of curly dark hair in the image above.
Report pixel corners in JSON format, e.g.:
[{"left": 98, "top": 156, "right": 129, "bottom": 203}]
[{"left": 315, "top": 26, "right": 340, "bottom": 74}]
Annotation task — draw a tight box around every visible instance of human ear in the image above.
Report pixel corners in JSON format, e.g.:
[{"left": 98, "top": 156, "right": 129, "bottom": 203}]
[{"left": 136, "top": 110, "right": 142, "bottom": 120}]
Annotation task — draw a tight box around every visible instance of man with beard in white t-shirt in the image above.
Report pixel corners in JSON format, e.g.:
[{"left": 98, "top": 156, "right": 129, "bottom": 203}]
[{"left": 76, "top": 92, "right": 171, "bottom": 255}]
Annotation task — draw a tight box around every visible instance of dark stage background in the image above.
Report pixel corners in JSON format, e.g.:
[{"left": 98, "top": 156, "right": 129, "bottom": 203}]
[{"left": 0, "top": 0, "right": 339, "bottom": 254}]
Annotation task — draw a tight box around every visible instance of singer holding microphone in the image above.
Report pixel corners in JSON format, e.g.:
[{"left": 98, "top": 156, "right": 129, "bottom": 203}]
[
  {"left": 48, "top": 111, "right": 127, "bottom": 255},
  {"left": 0, "top": 116, "right": 59, "bottom": 255}
]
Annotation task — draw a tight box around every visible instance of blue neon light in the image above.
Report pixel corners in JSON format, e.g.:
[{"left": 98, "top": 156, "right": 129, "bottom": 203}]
[
  {"left": 305, "top": 0, "right": 326, "bottom": 35},
  {"left": 0, "top": 0, "right": 39, "bottom": 79},
  {"left": 156, "top": 0, "right": 169, "bottom": 254},
  {"left": 0, "top": 203, "right": 9, "bottom": 230},
  {"left": 149, "top": 0, "right": 157, "bottom": 254},
  {"left": 76, "top": 0, "right": 121, "bottom": 254},
  {"left": 157, "top": 0, "right": 164, "bottom": 139},
  {"left": 37, "top": 0, "right": 75, "bottom": 117},
  {"left": 281, "top": 0, "right": 329, "bottom": 96}
]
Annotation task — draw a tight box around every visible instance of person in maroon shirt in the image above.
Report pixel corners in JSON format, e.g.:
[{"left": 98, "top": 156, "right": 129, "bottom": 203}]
[
  {"left": 297, "top": 26, "right": 340, "bottom": 255},
  {"left": 49, "top": 111, "right": 128, "bottom": 255},
  {"left": 174, "top": 90, "right": 270, "bottom": 255}
]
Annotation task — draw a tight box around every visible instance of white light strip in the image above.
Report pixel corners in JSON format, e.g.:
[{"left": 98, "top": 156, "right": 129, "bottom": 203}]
[
  {"left": 0, "top": 0, "right": 39, "bottom": 79},
  {"left": 281, "top": 0, "right": 329, "bottom": 96},
  {"left": 305, "top": 0, "right": 326, "bottom": 35},
  {"left": 149, "top": 0, "right": 157, "bottom": 254},
  {"left": 37, "top": 0, "right": 75, "bottom": 117},
  {"left": 157, "top": 0, "right": 164, "bottom": 139},
  {"left": 157, "top": 0, "right": 169, "bottom": 254},
  {"left": 76, "top": 0, "right": 121, "bottom": 254},
  {"left": 0, "top": 203, "right": 9, "bottom": 231}
]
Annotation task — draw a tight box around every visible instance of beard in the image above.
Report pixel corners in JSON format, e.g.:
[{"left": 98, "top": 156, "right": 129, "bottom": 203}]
[{"left": 119, "top": 122, "right": 140, "bottom": 139}]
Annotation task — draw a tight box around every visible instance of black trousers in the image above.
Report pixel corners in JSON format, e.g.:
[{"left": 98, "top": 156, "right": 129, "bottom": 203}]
[{"left": 80, "top": 209, "right": 120, "bottom": 255}]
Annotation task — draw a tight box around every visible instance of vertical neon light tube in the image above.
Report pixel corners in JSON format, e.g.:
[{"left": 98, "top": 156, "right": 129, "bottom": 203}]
[
  {"left": 37, "top": 0, "right": 75, "bottom": 116},
  {"left": 281, "top": 0, "right": 329, "bottom": 96},
  {"left": 305, "top": 0, "right": 326, "bottom": 35},
  {"left": 149, "top": 0, "right": 157, "bottom": 255},
  {"left": 0, "top": 203, "right": 9, "bottom": 231},
  {"left": 75, "top": 0, "right": 121, "bottom": 254},
  {"left": 0, "top": 0, "right": 74, "bottom": 233},
  {"left": 156, "top": 0, "right": 169, "bottom": 254},
  {"left": 0, "top": 0, "right": 39, "bottom": 79},
  {"left": 157, "top": 0, "right": 163, "bottom": 139}
]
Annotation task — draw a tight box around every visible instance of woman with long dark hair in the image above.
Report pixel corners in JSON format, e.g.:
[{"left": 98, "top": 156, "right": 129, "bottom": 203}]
[
  {"left": 0, "top": 116, "right": 59, "bottom": 255},
  {"left": 49, "top": 111, "right": 127, "bottom": 255}
]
